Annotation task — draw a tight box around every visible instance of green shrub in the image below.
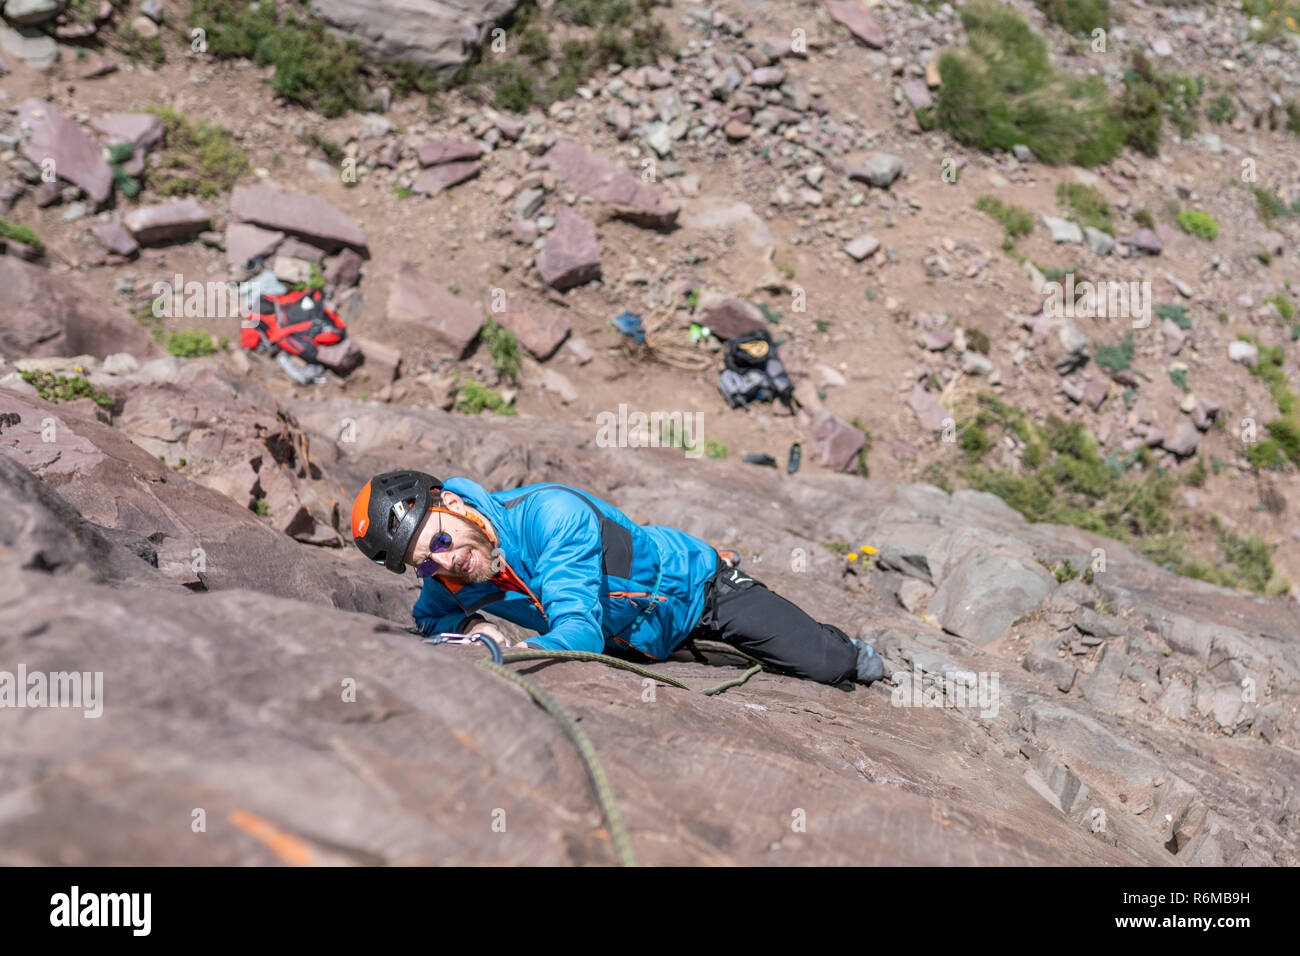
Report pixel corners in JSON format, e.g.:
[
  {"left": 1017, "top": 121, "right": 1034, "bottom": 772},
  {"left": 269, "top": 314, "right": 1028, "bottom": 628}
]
[
  {"left": 455, "top": 379, "right": 517, "bottom": 416},
  {"left": 1133, "top": 207, "right": 1156, "bottom": 230},
  {"left": 975, "top": 194, "right": 1034, "bottom": 249},
  {"left": 931, "top": 2, "right": 1124, "bottom": 167},
  {"left": 145, "top": 107, "right": 249, "bottom": 198},
  {"left": 189, "top": 0, "right": 367, "bottom": 116},
  {"left": 1118, "top": 54, "right": 1202, "bottom": 154},
  {"left": 1154, "top": 304, "right": 1191, "bottom": 329},
  {"left": 1268, "top": 293, "right": 1295, "bottom": 321},
  {"left": 1056, "top": 182, "right": 1113, "bottom": 234},
  {"left": 0, "top": 217, "right": 43, "bottom": 251},
  {"left": 454, "top": 0, "right": 669, "bottom": 112},
  {"left": 481, "top": 318, "right": 521, "bottom": 383},
  {"left": 113, "top": 20, "right": 165, "bottom": 65},
  {"left": 166, "top": 329, "right": 217, "bottom": 357},
  {"left": 19, "top": 370, "right": 113, "bottom": 407},
  {"left": 705, "top": 439, "right": 727, "bottom": 460},
  {"left": 966, "top": 328, "right": 991, "bottom": 354},
  {"left": 1177, "top": 208, "right": 1219, "bottom": 240},
  {"left": 1252, "top": 186, "right": 1292, "bottom": 227},
  {"left": 1207, "top": 91, "right": 1238, "bottom": 124},
  {"left": 1034, "top": 0, "right": 1109, "bottom": 34},
  {"left": 1094, "top": 331, "right": 1135, "bottom": 372}
]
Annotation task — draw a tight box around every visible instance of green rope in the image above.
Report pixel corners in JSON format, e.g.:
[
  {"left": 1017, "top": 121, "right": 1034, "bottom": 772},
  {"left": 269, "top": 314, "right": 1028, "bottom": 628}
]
[
  {"left": 478, "top": 659, "right": 637, "bottom": 867},
  {"left": 471, "top": 641, "right": 769, "bottom": 867}
]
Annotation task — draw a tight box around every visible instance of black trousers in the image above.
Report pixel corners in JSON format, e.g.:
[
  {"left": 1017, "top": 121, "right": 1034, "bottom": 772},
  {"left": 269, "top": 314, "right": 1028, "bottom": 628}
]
[{"left": 687, "top": 566, "right": 859, "bottom": 685}]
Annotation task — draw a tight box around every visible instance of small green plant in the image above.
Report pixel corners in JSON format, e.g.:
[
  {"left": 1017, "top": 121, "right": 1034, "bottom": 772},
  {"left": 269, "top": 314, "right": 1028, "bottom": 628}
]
[
  {"left": 1051, "top": 558, "right": 1080, "bottom": 583},
  {"left": 166, "top": 328, "right": 217, "bottom": 358},
  {"left": 19, "top": 369, "right": 113, "bottom": 407},
  {"left": 685, "top": 288, "right": 701, "bottom": 309},
  {"left": 112, "top": 19, "right": 166, "bottom": 65},
  {"left": 1034, "top": 0, "right": 1109, "bottom": 34},
  {"left": 145, "top": 106, "right": 249, "bottom": 198},
  {"left": 1206, "top": 91, "right": 1238, "bottom": 124},
  {"left": 1268, "top": 293, "right": 1295, "bottom": 322},
  {"left": 975, "top": 194, "right": 1035, "bottom": 250},
  {"left": 305, "top": 130, "right": 345, "bottom": 165},
  {"left": 813, "top": 318, "right": 829, "bottom": 333},
  {"left": 965, "top": 328, "right": 991, "bottom": 354},
  {"left": 1094, "top": 331, "right": 1135, "bottom": 372},
  {"left": 480, "top": 318, "right": 521, "bottom": 383},
  {"left": 392, "top": 185, "right": 414, "bottom": 199},
  {"left": 1133, "top": 207, "right": 1156, "bottom": 230},
  {"left": 705, "top": 438, "right": 727, "bottom": 459},
  {"left": 849, "top": 418, "right": 873, "bottom": 476},
  {"left": 455, "top": 379, "right": 517, "bottom": 416},
  {"left": 1185, "top": 456, "right": 1209, "bottom": 488},
  {"left": 1154, "top": 304, "right": 1191, "bottom": 329},
  {"left": 1252, "top": 185, "right": 1292, "bottom": 227},
  {"left": 252, "top": 497, "right": 269, "bottom": 516},
  {"left": 1056, "top": 182, "right": 1113, "bottom": 235},
  {"left": 1169, "top": 367, "right": 1189, "bottom": 391},
  {"left": 1177, "top": 208, "right": 1220, "bottom": 240},
  {"left": 0, "top": 217, "right": 43, "bottom": 251}
]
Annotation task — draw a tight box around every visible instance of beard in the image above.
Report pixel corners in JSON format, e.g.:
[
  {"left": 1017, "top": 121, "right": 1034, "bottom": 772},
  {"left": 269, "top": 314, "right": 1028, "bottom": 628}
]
[{"left": 454, "top": 523, "right": 499, "bottom": 584}]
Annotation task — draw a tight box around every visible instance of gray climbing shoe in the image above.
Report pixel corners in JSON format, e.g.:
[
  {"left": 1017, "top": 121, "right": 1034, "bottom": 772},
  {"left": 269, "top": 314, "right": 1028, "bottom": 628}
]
[{"left": 849, "top": 637, "right": 885, "bottom": 684}]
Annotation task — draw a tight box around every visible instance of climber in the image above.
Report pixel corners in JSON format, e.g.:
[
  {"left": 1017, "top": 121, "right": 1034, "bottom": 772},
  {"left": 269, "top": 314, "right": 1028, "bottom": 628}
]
[{"left": 350, "top": 470, "right": 885, "bottom": 687}]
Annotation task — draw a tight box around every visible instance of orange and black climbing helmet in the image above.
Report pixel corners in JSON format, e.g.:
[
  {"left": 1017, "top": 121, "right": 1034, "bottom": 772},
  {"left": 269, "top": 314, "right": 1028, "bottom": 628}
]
[{"left": 351, "top": 470, "right": 442, "bottom": 573}]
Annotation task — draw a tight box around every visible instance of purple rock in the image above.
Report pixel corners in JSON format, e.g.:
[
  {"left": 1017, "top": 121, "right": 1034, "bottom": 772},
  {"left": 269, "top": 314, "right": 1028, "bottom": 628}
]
[
  {"left": 89, "top": 222, "right": 140, "bottom": 257},
  {"left": 412, "top": 161, "right": 480, "bottom": 195},
  {"left": 812, "top": 411, "right": 867, "bottom": 472},
  {"left": 123, "top": 199, "right": 211, "bottom": 245},
  {"left": 536, "top": 207, "right": 601, "bottom": 291},
  {"left": 229, "top": 184, "right": 367, "bottom": 254},
  {"left": 17, "top": 98, "right": 114, "bottom": 208},
  {"left": 416, "top": 139, "right": 482, "bottom": 167}
]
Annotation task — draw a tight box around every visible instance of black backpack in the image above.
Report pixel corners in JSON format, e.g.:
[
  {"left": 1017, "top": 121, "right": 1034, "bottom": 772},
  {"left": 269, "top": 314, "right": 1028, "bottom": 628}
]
[{"left": 718, "top": 330, "right": 795, "bottom": 409}]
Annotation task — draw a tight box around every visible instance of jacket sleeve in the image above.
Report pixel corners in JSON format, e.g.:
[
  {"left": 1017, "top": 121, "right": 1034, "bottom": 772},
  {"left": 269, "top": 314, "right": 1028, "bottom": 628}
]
[
  {"left": 412, "top": 579, "right": 469, "bottom": 636},
  {"left": 521, "top": 502, "right": 605, "bottom": 653}
]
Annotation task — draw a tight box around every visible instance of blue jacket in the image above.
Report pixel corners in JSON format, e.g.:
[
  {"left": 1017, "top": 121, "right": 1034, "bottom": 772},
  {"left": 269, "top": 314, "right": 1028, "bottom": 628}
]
[{"left": 412, "top": 478, "right": 722, "bottom": 659}]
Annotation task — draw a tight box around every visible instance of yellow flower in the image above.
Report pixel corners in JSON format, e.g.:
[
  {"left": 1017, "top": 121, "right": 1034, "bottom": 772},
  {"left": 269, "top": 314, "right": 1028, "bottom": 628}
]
[
  {"left": 846, "top": 552, "right": 858, "bottom": 561},
  {"left": 1288, "top": 16, "right": 1297, "bottom": 28},
  {"left": 861, "top": 545, "right": 879, "bottom": 555}
]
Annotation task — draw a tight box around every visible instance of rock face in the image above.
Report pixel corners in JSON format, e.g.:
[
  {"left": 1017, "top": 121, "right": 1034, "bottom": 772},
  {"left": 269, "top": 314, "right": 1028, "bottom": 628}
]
[
  {"left": 0, "top": 371, "right": 1297, "bottom": 866},
  {"left": 386, "top": 259, "right": 484, "bottom": 357},
  {"left": 811, "top": 411, "right": 866, "bottom": 472},
  {"left": 537, "top": 140, "right": 680, "bottom": 228},
  {"left": 17, "top": 98, "right": 114, "bottom": 207},
  {"left": 308, "top": 0, "right": 522, "bottom": 75},
  {"left": 412, "top": 160, "right": 480, "bottom": 195},
  {"left": 229, "top": 184, "right": 368, "bottom": 254},
  {"left": 123, "top": 199, "right": 211, "bottom": 246},
  {"left": 497, "top": 303, "right": 570, "bottom": 360},
  {"left": 536, "top": 207, "right": 601, "bottom": 290},
  {"left": 0, "top": 258, "right": 161, "bottom": 359},
  {"left": 826, "top": 1, "right": 886, "bottom": 49}
]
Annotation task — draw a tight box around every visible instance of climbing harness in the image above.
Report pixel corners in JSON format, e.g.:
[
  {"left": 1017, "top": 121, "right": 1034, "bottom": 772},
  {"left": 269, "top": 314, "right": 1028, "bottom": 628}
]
[{"left": 422, "top": 632, "right": 768, "bottom": 867}]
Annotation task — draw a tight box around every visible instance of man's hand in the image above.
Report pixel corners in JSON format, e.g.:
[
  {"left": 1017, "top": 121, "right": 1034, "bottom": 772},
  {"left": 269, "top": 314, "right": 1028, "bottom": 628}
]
[{"left": 466, "top": 620, "right": 511, "bottom": 647}]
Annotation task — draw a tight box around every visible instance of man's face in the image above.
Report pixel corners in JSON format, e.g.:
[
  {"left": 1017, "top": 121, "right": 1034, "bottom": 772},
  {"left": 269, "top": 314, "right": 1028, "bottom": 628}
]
[{"left": 404, "top": 497, "right": 497, "bottom": 584}]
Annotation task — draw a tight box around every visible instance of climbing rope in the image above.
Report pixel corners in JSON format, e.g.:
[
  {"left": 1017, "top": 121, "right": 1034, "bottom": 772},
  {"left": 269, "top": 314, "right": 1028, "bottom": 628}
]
[{"left": 425, "top": 634, "right": 769, "bottom": 867}]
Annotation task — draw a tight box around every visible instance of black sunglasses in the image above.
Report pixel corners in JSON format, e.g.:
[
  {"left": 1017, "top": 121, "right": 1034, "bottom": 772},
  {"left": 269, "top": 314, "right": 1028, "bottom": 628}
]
[{"left": 415, "top": 510, "right": 457, "bottom": 578}]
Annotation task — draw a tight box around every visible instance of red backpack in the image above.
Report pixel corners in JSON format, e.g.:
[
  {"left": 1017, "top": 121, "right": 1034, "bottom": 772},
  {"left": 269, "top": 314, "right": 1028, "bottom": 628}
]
[{"left": 241, "top": 288, "right": 346, "bottom": 363}]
